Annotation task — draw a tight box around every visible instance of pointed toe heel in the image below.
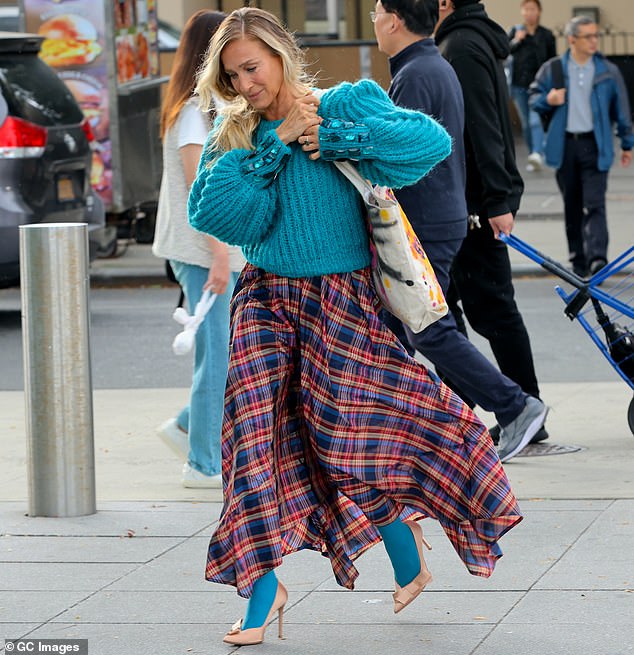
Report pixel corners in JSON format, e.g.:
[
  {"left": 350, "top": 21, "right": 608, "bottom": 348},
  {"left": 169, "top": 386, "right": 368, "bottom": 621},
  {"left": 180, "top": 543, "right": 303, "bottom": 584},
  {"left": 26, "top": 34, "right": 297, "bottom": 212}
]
[
  {"left": 393, "top": 520, "right": 432, "bottom": 614},
  {"left": 223, "top": 582, "right": 288, "bottom": 645}
]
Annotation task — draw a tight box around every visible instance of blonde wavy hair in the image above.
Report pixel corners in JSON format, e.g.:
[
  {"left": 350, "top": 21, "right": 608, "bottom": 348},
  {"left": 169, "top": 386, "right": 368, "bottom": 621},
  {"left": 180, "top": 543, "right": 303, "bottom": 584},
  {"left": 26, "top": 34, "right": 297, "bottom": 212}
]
[{"left": 194, "top": 7, "right": 313, "bottom": 153}]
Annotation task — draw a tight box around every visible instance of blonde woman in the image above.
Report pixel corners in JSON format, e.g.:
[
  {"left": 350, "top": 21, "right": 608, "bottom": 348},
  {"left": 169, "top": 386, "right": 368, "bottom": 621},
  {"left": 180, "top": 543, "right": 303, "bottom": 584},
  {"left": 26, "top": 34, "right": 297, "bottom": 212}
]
[{"left": 189, "top": 7, "right": 522, "bottom": 645}]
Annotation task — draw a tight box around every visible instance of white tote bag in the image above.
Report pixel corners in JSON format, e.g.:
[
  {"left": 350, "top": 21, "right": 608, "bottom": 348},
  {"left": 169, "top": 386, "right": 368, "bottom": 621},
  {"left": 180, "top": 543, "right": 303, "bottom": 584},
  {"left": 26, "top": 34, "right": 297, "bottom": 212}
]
[{"left": 334, "top": 160, "right": 448, "bottom": 333}]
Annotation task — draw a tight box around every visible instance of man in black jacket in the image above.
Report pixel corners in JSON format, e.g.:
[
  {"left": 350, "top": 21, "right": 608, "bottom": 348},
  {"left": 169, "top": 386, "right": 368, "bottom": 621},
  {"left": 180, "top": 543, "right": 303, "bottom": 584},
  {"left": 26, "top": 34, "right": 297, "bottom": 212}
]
[
  {"left": 374, "top": 0, "right": 545, "bottom": 463},
  {"left": 435, "top": 0, "right": 548, "bottom": 454}
]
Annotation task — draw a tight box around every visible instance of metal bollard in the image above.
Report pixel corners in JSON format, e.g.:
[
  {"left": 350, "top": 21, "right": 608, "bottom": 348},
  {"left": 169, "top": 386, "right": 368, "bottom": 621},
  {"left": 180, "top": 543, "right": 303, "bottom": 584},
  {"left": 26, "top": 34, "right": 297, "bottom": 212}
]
[{"left": 19, "top": 223, "right": 96, "bottom": 517}]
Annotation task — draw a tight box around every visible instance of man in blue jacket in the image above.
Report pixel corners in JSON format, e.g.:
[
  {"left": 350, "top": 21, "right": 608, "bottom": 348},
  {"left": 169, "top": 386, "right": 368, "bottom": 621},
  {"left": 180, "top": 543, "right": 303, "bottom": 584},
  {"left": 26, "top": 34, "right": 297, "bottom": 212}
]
[
  {"left": 530, "top": 15, "right": 633, "bottom": 277},
  {"left": 374, "top": 0, "right": 547, "bottom": 462}
]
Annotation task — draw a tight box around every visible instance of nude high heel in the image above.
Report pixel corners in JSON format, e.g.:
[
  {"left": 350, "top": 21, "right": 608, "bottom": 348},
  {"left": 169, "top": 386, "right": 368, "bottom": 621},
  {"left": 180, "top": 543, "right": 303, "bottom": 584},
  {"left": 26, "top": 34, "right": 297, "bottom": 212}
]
[
  {"left": 392, "top": 520, "right": 432, "bottom": 614},
  {"left": 223, "top": 582, "right": 288, "bottom": 646}
]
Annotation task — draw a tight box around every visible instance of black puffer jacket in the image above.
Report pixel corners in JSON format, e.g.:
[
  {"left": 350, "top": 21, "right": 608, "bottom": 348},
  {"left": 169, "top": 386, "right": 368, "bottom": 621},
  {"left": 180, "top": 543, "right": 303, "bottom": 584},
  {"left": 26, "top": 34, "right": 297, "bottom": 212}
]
[{"left": 436, "top": 3, "right": 524, "bottom": 220}]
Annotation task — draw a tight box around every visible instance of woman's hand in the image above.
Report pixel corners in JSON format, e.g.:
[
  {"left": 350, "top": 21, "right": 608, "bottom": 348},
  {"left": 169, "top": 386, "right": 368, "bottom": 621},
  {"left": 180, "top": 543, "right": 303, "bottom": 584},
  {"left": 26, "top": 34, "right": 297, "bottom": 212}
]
[
  {"left": 300, "top": 124, "right": 321, "bottom": 160},
  {"left": 205, "top": 238, "right": 230, "bottom": 295},
  {"left": 275, "top": 94, "right": 322, "bottom": 145}
]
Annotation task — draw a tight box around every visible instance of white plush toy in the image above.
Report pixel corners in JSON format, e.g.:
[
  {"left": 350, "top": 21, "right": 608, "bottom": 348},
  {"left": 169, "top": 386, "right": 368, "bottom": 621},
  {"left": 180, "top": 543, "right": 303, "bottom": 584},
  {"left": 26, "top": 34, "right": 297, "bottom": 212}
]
[{"left": 171, "top": 289, "right": 217, "bottom": 355}]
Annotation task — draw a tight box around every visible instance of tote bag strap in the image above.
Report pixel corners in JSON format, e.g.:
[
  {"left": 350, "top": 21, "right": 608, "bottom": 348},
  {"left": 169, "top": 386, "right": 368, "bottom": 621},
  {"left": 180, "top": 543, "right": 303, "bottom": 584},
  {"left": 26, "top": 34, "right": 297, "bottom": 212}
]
[{"left": 332, "top": 160, "right": 372, "bottom": 198}]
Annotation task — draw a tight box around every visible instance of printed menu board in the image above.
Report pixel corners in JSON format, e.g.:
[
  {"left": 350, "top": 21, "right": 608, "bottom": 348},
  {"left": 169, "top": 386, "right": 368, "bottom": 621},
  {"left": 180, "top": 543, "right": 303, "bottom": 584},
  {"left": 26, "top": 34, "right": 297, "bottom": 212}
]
[{"left": 21, "top": 0, "right": 161, "bottom": 209}]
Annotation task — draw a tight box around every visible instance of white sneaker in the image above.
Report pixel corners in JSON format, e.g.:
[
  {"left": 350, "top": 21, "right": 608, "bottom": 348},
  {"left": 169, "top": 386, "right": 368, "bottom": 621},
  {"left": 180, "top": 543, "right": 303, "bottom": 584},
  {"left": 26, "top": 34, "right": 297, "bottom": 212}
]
[
  {"left": 182, "top": 463, "right": 223, "bottom": 489},
  {"left": 527, "top": 152, "right": 543, "bottom": 171},
  {"left": 157, "top": 418, "right": 188, "bottom": 461}
]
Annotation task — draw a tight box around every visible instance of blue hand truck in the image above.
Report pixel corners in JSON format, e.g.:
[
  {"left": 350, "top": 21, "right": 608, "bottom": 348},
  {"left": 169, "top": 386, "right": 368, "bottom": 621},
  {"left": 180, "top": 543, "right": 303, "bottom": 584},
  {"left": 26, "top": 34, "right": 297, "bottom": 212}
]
[{"left": 500, "top": 233, "right": 634, "bottom": 436}]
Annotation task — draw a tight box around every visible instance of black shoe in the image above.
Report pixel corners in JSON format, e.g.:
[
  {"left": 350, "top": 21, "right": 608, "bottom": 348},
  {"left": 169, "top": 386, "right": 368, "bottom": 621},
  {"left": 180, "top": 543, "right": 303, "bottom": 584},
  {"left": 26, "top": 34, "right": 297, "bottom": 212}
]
[
  {"left": 488, "top": 423, "right": 549, "bottom": 446},
  {"left": 488, "top": 423, "right": 501, "bottom": 445},
  {"left": 589, "top": 258, "right": 607, "bottom": 276}
]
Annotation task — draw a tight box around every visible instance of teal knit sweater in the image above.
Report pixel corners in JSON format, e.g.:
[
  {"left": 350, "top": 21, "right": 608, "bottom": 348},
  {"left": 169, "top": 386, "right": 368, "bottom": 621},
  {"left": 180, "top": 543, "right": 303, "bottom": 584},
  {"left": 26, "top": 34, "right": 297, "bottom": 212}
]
[{"left": 188, "top": 79, "right": 451, "bottom": 278}]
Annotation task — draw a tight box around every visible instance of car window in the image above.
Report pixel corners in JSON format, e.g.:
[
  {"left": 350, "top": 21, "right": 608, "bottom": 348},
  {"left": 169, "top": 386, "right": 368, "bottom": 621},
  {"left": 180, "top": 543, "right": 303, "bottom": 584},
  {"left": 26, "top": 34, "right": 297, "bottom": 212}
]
[{"left": 0, "top": 54, "right": 83, "bottom": 125}]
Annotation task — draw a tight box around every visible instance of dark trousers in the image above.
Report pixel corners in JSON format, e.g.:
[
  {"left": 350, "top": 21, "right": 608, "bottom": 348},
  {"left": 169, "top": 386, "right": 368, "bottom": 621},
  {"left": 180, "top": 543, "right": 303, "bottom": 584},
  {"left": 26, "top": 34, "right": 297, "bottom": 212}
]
[
  {"left": 444, "top": 220, "right": 541, "bottom": 403},
  {"left": 383, "top": 236, "right": 527, "bottom": 427},
  {"left": 556, "top": 134, "right": 609, "bottom": 275}
]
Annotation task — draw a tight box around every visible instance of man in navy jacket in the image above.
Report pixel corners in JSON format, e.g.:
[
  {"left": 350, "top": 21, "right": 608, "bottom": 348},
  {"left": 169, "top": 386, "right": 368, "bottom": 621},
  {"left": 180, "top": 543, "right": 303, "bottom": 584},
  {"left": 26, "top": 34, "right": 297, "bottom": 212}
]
[
  {"left": 530, "top": 15, "right": 633, "bottom": 277},
  {"left": 434, "top": 0, "right": 548, "bottom": 456},
  {"left": 374, "top": 0, "right": 547, "bottom": 462}
]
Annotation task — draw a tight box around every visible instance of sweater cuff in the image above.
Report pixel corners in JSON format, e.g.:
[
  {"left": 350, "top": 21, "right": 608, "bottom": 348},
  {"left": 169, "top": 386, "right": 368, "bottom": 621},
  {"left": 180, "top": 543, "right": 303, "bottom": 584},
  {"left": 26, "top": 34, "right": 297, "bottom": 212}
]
[
  {"left": 240, "top": 130, "right": 291, "bottom": 187},
  {"left": 319, "top": 118, "right": 373, "bottom": 161}
]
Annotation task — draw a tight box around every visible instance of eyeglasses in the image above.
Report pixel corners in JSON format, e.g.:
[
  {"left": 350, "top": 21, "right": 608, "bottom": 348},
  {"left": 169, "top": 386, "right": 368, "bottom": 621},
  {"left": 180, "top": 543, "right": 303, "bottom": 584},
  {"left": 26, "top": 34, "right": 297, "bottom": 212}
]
[
  {"left": 575, "top": 32, "right": 602, "bottom": 40},
  {"left": 369, "top": 10, "right": 391, "bottom": 22}
]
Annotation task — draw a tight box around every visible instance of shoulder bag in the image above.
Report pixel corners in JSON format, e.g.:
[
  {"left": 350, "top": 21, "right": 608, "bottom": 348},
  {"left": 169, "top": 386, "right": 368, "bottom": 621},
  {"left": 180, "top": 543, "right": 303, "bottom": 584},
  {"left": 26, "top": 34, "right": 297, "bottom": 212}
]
[{"left": 334, "top": 160, "right": 447, "bottom": 333}]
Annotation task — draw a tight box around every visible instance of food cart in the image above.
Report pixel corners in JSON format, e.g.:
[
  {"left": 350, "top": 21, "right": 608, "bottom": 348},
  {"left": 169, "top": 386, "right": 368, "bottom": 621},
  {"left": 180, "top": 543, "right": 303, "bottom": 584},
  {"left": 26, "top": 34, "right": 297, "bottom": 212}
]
[{"left": 19, "top": 0, "right": 167, "bottom": 249}]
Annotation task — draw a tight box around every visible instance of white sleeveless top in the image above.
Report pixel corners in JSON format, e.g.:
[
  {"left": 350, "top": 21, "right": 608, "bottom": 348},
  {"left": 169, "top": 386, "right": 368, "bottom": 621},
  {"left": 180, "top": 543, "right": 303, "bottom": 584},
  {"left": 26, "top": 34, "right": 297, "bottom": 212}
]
[{"left": 152, "top": 98, "right": 245, "bottom": 272}]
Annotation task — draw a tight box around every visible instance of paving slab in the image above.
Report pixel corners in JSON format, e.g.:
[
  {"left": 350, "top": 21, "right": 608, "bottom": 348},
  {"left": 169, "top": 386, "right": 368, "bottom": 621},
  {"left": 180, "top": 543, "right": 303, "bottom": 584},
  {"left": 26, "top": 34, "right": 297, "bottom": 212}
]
[
  {"left": 24, "top": 623, "right": 241, "bottom": 655},
  {"left": 2, "top": 562, "right": 139, "bottom": 592},
  {"left": 287, "top": 589, "right": 524, "bottom": 626},
  {"left": 245, "top": 624, "right": 493, "bottom": 655},
  {"left": 502, "top": 589, "right": 634, "bottom": 625},
  {"left": 475, "top": 622, "right": 633, "bottom": 655},
  {"left": 536, "top": 499, "right": 634, "bottom": 590},
  {"left": 2, "top": 504, "right": 217, "bottom": 537},
  {"left": 0, "top": 536, "right": 184, "bottom": 563},
  {"left": 0, "top": 591, "right": 92, "bottom": 623},
  {"left": 537, "top": 551, "right": 634, "bottom": 590},
  {"left": 0, "top": 626, "right": 42, "bottom": 641},
  {"left": 51, "top": 589, "right": 275, "bottom": 625}
]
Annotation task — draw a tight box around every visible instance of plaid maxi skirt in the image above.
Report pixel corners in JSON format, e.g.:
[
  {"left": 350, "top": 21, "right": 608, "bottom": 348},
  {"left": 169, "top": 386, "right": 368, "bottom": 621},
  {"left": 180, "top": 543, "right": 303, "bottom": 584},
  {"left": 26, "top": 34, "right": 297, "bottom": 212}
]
[{"left": 207, "top": 264, "right": 522, "bottom": 598}]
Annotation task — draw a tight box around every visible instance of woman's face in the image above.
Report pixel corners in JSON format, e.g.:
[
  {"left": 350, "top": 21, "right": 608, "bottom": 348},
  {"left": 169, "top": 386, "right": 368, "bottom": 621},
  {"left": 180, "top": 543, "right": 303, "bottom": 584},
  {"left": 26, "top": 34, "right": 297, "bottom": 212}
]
[
  {"left": 221, "top": 36, "right": 287, "bottom": 116},
  {"left": 520, "top": 2, "right": 541, "bottom": 27}
]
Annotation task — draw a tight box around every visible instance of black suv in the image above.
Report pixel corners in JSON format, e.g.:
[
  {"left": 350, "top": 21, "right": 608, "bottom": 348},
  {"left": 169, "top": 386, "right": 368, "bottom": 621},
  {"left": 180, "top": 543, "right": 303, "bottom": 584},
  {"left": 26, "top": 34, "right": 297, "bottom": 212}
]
[{"left": 0, "top": 31, "right": 104, "bottom": 288}]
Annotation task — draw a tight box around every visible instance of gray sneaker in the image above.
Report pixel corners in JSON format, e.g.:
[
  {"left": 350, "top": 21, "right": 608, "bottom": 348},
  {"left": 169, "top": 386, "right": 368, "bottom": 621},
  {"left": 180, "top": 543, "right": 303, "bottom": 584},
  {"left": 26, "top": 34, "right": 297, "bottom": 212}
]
[{"left": 497, "top": 397, "right": 549, "bottom": 463}]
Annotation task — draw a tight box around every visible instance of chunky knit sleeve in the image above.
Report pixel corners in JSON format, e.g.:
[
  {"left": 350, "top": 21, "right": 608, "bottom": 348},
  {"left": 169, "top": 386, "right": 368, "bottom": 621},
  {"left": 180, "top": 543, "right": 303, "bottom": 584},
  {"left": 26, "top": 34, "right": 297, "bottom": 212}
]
[
  {"left": 317, "top": 79, "right": 451, "bottom": 189},
  {"left": 188, "top": 130, "right": 291, "bottom": 245}
]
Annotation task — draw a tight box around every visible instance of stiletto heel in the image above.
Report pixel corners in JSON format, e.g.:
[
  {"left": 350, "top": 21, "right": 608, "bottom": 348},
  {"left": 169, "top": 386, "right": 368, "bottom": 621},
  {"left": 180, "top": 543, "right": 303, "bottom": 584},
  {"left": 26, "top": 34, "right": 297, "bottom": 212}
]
[
  {"left": 392, "top": 520, "right": 432, "bottom": 614},
  {"left": 278, "top": 606, "right": 284, "bottom": 639},
  {"left": 223, "top": 581, "right": 288, "bottom": 645}
]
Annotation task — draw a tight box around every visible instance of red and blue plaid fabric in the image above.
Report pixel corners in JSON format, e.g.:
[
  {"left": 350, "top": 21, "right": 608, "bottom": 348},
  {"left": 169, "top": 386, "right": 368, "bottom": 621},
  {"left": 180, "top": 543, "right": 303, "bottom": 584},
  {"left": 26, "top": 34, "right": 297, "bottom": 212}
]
[{"left": 206, "top": 264, "right": 522, "bottom": 598}]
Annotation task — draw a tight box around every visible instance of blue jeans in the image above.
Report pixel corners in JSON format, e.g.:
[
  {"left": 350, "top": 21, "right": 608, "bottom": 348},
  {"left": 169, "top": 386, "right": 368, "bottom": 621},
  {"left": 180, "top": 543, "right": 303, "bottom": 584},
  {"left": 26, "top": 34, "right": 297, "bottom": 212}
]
[
  {"left": 170, "top": 260, "right": 239, "bottom": 477},
  {"left": 511, "top": 85, "right": 544, "bottom": 155}
]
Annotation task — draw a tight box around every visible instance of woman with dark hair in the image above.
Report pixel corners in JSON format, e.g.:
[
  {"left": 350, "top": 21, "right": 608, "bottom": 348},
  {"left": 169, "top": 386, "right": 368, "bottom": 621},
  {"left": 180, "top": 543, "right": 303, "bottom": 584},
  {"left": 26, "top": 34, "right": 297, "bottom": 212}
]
[
  {"left": 189, "top": 7, "right": 523, "bottom": 646},
  {"left": 509, "top": 0, "right": 557, "bottom": 171},
  {"left": 153, "top": 10, "right": 245, "bottom": 488}
]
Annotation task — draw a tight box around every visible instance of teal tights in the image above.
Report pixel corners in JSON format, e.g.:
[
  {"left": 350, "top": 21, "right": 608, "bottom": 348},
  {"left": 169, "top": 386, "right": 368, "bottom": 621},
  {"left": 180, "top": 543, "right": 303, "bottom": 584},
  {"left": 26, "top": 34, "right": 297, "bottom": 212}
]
[
  {"left": 377, "top": 519, "right": 420, "bottom": 587},
  {"left": 241, "top": 519, "right": 419, "bottom": 629},
  {"left": 242, "top": 569, "right": 279, "bottom": 630}
]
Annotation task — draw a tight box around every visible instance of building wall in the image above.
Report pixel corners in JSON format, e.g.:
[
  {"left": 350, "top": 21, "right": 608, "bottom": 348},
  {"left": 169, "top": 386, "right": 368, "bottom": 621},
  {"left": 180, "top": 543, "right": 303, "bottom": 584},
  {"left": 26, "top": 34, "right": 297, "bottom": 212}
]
[
  {"left": 156, "top": 0, "right": 634, "bottom": 83},
  {"left": 158, "top": 0, "right": 634, "bottom": 37},
  {"left": 484, "top": 0, "right": 634, "bottom": 36}
]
